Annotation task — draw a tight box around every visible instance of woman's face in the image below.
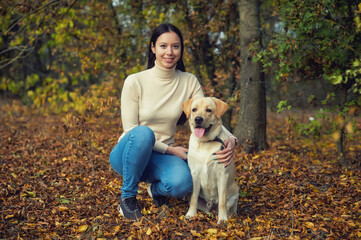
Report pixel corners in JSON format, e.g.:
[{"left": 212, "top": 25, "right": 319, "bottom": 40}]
[{"left": 151, "top": 31, "right": 181, "bottom": 69}]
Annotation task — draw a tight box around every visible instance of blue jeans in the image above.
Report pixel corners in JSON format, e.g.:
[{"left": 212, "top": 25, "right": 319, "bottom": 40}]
[{"left": 109, "top": 126, "right": 193, "bottom": 199}]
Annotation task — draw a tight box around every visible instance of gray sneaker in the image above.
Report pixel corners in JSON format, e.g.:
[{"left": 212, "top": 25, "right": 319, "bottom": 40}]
[{"left": 118, "top": 197, "right": 142, "bottom": 220}]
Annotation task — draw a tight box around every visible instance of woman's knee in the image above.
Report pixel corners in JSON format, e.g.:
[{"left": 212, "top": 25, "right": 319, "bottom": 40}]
[
  {"left": 167, "top": 170, "right": 192, "bottom": 198},
  {"left": 109, "top": 146, "right": 123, "bottom": 176},
  {"left": 131, "top": 125, "right": 155, "bottom": 146},
  {"left": 109, "top": 126, "right": 154, "bottom": 174}
]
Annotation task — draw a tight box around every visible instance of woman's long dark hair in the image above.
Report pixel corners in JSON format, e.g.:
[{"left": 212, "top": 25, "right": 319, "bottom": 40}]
[
  {"left": 147, "top": 23, "right": 187, "bottom": 125},
  {"left": 147, "top": 23, "right": 186, "bottom": 72}
]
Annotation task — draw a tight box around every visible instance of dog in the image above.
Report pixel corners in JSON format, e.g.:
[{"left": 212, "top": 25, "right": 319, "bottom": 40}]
[{"left": 182, "top": 97, "right": 239, "bottom": 224}]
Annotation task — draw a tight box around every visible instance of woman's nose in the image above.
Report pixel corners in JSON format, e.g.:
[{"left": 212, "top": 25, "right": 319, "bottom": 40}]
[{"left": 166, "top": 47, "right": 173, "bottom": 55}]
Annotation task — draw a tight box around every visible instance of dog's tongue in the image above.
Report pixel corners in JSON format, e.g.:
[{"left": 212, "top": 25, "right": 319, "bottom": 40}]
[{"left": 194, "top": 127, "right": 205, "bottom": 138}]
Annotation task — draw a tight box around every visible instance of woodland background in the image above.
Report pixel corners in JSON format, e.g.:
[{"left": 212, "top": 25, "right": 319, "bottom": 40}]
[{"left": 1, "top": 0, "right": 361, "bottom": 239}]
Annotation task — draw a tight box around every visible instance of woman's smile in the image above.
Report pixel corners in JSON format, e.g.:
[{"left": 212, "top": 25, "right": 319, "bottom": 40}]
[{"left": 152, "top": 31, "right": 181, "bottom": 69}]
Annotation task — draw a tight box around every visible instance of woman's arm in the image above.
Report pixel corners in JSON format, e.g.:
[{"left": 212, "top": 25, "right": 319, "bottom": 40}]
[
  {"left": 120, "top": 76, "right": 140, "bottom": 133},
  {"left": 166, "top": 146, "right": 188, "bottom": 160}
]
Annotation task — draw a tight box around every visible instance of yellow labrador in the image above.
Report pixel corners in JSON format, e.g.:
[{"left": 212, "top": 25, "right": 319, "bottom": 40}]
[{"left": 182, "top": 97, "right": 239, "bottom": 224}]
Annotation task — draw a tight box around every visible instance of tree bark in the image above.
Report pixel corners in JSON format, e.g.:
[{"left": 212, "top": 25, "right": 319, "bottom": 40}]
[
  {"left": 337, "top": 86, "right": 348, "bottom": 167},
  {"left": 234, "top": 0, "right": 268, "bottom": 153}
]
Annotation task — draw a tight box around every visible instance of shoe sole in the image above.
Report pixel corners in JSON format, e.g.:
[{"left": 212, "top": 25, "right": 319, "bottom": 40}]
[
  {"left": 147, "top": 184, "right": 153, "bottom": 198},
  {"left": 117, "top": 205, "right": 139, "bottom": 221},
  {"left": 117, "top": 205, "right": 124, "bottom": 216},
  {"left": 147, "top": 184, "right": 169, "bottom": 207}
]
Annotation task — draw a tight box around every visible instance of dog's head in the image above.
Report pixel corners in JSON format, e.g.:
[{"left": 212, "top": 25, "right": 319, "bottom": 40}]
[{"left": 182, "top": 97, "right": 228, "bottom": 140}]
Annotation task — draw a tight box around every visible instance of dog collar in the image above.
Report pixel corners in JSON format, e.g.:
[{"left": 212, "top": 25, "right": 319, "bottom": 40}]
[{"left": 210, "top": 136, "right": 225, "bottom": 150}]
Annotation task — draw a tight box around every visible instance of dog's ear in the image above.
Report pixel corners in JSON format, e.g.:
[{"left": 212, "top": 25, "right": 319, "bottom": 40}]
[
  {"left": 182, "top": 98, "right": 194, "bottom": 118},
  {"left": 212, "top": 97, "right": 228, "bottom": 119}
]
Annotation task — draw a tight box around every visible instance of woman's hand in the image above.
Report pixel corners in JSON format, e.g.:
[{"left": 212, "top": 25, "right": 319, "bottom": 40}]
[
  {"left": 214, "top": 137, "right": 237, "bottom": 167},
  {"left": 166, "top": 146, "right": 188, "bottom": 160}
]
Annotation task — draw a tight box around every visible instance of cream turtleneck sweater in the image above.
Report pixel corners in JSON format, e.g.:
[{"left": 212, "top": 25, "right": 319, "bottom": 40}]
[{"left": 119, "top": 61, "right": 204, "bottom": 153}]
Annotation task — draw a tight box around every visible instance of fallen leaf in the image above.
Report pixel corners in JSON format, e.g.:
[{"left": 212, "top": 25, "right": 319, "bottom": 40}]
[
  {"left": 206, "top": 228, "right": 217, "bottom": 234},
  {"left": 304, "top": 222, "right": 314, "bottom": 228},
  {"left": 78, "top": 225, "right": 88, "bottom": 233},
  {"left": 5, "top": 215, "right": 14, "bottom": 219},
  {"left": 58, "top": 206, "right": 68, "bottom": 211},
  {"left": 191, "top": 230, "right": 202, "bottom": 237},
  {"left": 26, "top": 191, "right": 36, "bottom": 197},
  {"left": 114, "top": 225, "right": 120, "bottom": 233},
  {"left": 175, "top": 232, "right": 184, "bottom": 236}
]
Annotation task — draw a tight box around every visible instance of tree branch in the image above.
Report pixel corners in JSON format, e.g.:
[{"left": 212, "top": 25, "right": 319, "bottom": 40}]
[
  {"left": 0, "top": 44, "right": 34, "bottom": 69},
  {"left": 5, "top": 0, "right": 60, "bottom": 34}
]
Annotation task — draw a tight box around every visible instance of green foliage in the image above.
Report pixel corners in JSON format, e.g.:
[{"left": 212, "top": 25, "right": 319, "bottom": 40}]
[
  {"left": 257, "top": 0, "right": 361, "bottom": 85},
  {"left": 0, "top": 0, "right": 240, "bottom": 116},
  {"left": 297, "top": 119, "right": 322, "bottom": 137},
  {"left": 254, "top": 0, "right": 361, "bottom": 157},
  {"left": 277, "top": 100, "right": 291, "bottom": 113}
]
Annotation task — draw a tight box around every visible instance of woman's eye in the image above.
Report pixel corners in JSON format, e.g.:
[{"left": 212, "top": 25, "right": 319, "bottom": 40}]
[
  {"left": 192, "top": 108, "right": 197, "bottom": 112},
  {"left": 160, "top": 44, "right": 167, "bottom": 48},
  {"left": 173, "top": 45, "right": 180, "bottom": 49},
  {"left": 206, "top": 109, "right": 212, "bottom": 113}
]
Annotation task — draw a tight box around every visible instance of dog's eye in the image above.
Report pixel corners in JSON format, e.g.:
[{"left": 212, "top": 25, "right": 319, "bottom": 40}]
[
  {"left": 206, "top": 108, "right": 212, "bottom": 113},
  {"left": 192, "top": 108, "right": 197, "bottom": 112}
]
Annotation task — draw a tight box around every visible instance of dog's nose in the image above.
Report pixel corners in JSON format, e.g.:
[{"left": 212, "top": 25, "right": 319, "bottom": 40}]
[{"left": 195, "top": 117, "right": 203, "bottom": 124}]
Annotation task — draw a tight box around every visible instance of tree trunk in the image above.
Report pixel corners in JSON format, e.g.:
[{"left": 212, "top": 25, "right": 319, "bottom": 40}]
[
  {"left": 338, "top": 86, "right": 348, "bottom": 167},
  {"left": 222, "top": 1, "right": 239, "bottom": 131},
  {"left": 234, "top": 0, "right": 267, "bottom": 153}
]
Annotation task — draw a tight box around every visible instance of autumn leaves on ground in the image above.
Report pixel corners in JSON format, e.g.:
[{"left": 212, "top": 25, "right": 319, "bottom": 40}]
[{"left": 1, "top": 101, "right": 360, "bottom": 240}]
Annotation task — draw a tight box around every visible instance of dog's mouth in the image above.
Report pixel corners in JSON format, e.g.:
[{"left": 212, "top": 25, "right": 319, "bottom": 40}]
[{"left": 194, "top": 125, "right": 212, "bottom": 138}]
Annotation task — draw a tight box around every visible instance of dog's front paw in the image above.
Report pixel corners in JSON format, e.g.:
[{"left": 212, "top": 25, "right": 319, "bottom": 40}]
[
  {"left": 217, "top": 217, "right": 228, "bottom": 225},
  {"left": 185, "top": 210, "right": 196, "bottom": 220}
]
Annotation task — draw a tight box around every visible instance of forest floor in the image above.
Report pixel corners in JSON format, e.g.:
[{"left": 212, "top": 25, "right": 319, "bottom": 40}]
[{"left": 0, "top": 100, "right": 360, "bottom": 240}]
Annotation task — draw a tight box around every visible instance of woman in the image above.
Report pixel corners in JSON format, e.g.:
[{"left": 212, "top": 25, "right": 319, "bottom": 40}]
[{"left": 109, "top": 23, "right": 237, "bottom": 220}]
